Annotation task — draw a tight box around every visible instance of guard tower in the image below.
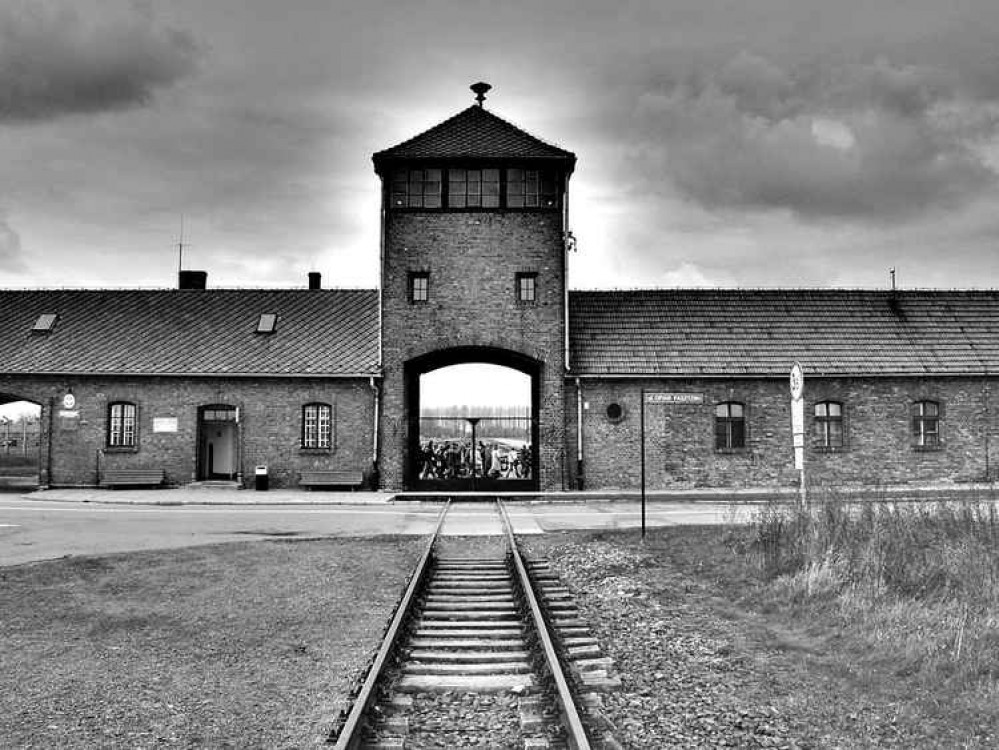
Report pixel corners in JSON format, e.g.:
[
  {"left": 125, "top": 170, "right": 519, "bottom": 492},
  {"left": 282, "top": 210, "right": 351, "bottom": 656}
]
[{"left": 373, "top": 83, "right": 576, "bottom": 491}]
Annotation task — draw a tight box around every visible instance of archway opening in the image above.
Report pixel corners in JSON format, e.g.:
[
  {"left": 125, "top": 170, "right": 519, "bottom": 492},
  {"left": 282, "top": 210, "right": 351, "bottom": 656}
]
[
  {"left": 406, "top": 349, "right": 539, "bottom": 491},
  {"left": 0, "top": 397, "right": 43, "bottom": 490}
]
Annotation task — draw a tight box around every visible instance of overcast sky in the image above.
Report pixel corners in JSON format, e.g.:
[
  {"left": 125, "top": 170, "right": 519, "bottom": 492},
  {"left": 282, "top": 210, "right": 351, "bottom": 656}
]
[{"left": 3, "top": 0, "right": 999, "bottom": 291}]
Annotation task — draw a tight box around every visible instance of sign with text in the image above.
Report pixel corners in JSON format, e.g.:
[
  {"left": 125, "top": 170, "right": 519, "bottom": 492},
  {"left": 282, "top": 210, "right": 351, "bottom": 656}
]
[
  {"left": 644, "top": 392, "right": 704, "bottom": 405},
  {"left": 153, "top": 417, "right": 178, "bottom": 433}
]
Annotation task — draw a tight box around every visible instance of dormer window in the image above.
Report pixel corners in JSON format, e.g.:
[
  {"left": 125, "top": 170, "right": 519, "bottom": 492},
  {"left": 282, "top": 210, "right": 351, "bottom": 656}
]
[
  {"left": 256, "top": 313, "right": 277, "bottom": 334},
  {"left": 32, "top": 313, "right": 58, "bottom": 333}
]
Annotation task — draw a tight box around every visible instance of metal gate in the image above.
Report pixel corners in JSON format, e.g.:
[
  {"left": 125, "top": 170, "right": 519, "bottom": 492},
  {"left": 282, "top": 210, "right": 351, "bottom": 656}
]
[{"left": 412, "top": 414, "right": 534, "bottom": 491}]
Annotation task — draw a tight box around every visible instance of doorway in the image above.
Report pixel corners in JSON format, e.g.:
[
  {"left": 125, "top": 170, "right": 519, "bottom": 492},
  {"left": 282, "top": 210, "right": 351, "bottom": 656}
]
[{"left": 197, "top": 405, "right": 238, "bottom": 480}]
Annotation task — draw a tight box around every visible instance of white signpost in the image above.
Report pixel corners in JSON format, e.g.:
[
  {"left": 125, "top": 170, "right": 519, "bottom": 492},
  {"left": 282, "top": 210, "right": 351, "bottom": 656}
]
[{"left": 790, "top": 362, "right": 807, "bottom": 506}]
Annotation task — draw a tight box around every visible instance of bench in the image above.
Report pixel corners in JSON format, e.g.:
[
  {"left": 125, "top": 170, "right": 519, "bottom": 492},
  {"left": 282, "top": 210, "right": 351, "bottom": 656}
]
[
  {"left": 101, "top": 468, "right": 166, "bottom": 488},
  {"left": 299, "top": 470, "right": 365, "bottom": 490}
]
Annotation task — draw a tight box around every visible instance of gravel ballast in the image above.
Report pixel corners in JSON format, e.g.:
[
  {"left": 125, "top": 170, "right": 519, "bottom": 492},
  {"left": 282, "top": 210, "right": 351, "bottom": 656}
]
[{"left": 533, "top": 538, "right": 796, "bottom": 749}]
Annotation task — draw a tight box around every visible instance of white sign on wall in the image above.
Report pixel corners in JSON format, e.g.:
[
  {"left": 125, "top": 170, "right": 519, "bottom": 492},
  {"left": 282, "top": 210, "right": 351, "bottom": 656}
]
[
  {"left": 644, "top": 392, "right": 705, "bottom": 405},
  {"left": 153, "top": 417, "right": 179, "bottom": 433}
]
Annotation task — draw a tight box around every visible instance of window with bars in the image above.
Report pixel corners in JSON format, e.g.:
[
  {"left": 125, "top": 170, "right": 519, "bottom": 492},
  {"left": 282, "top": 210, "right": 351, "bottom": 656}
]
[
  {"left": 302, "top": 403, "right": 332, "bottom": 449},
  {"left": 506, "top": 168, "right": 558, "bottom": 208},
  {"left": 108, "top": 402, "right": 137, "bottom": 448},
  {"left": 715, "top": 402, "right": 746, "bottom": 450},
  {"left": 448, "top": 168, "right": 500, "bottom": 208},
  {"left": 912, "top": 400, "right": 940, "bottom": 448},
  {"left": 516, "top": 272, "right": 537, "bottom": 302},
  {"left": 390, "top": 168, "right": 442, "bottom": 208},
  {"left": 409, "top": 272, "right": 430, "bottom": 303},
  {"left": 814, "top": 401, "right": 844, "bottom": 450}
]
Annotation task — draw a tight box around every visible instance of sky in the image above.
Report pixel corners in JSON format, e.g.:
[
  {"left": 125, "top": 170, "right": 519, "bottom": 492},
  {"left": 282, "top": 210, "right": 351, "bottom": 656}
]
[{"left": 3, "top": 0, "right": 999, "bottom": 292}]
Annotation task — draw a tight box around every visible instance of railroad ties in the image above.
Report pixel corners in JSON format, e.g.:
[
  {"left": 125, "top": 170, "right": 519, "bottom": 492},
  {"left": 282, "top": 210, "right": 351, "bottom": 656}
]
[
  {"left": 332, "top": 500, "right": 621, "bottom": 749},
  {"left": 400, "top": 556, "right": 534, "bottom": 694}
]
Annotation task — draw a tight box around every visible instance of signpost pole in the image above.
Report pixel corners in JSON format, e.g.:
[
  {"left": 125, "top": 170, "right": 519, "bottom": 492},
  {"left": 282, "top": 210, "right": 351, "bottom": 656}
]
[
  {"left": 640, "top": 389, "right": 646, "bottom": 540},
  {"left": 790, "top": 362, "right": 807, "bottom": 508}
]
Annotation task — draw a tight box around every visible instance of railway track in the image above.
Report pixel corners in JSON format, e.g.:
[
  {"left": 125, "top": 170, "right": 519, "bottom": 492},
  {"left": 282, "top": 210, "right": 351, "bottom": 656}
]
[{"left": 329, "top": 499, "right": 620, "bottom": 749}]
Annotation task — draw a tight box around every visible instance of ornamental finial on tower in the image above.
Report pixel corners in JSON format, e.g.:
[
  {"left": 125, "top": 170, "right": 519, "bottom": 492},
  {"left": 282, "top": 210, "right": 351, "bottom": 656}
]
[{"left": 470, "top": 81, "right": 492, "bottom": 107}]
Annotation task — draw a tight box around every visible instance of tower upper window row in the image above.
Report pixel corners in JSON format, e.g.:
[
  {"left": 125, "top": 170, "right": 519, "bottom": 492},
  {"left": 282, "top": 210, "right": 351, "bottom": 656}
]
[{"left": 389, "top": 167, "right": 560, "bottom": 209}]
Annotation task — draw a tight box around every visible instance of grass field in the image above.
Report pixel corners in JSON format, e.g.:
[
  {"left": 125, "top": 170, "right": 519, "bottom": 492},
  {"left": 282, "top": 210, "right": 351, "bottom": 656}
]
[{"left": 0, "top": 537, "right": 421, "bottom": 749}]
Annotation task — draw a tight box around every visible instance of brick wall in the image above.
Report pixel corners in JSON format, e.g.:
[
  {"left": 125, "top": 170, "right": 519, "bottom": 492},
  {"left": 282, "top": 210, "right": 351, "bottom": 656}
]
[
  {"left": 0, "top": 375, "right": 374, "bottom": 488},
  {"left": 568, "top": 376, "right": 999, "bottom": 490},
  {"left": 379, "top": 210, "right": 567, "bottom": 490}
]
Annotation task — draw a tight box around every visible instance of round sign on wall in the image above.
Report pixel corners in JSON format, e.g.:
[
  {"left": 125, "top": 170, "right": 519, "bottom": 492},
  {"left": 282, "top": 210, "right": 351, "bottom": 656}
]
[
  {"left": 62, "top": 393, "right": 76, "bottom": 409},
  {"left": 790, "top": 362, "right": 804, "bottom": 400}
]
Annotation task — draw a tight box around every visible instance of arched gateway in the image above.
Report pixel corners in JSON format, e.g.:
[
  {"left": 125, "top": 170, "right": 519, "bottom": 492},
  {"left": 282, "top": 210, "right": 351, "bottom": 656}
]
[{"left": 406, "top": 347, "right": 539, "bottom": 491}]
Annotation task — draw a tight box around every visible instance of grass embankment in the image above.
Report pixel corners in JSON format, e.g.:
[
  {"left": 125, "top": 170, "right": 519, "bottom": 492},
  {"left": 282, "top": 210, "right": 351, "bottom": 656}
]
[
  {"left": 0, "top": 537, "right": 421, "bottom": 749},
  {"left": 743, "top": 493, "right": 999, "bottom": 739}
]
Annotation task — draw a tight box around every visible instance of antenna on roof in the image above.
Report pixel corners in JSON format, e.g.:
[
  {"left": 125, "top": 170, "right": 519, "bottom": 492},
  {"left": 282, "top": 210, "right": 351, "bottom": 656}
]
[{"left": 470, "top": 81, "right": 491, "bottom": 107}]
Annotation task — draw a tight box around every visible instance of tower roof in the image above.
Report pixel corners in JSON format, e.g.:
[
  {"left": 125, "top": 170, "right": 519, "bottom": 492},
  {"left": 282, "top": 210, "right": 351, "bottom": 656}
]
[{"left": 373, "top": 104, "right": 576, "bottom": 171}]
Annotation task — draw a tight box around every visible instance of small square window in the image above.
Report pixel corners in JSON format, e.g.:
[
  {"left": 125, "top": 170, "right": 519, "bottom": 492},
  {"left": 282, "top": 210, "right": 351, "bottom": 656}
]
[
  {"left": 410, "top": 272, "right": 430, "bottom": 303},
  {"left": 256, "top": 313, "right": 278, "bottom": 334},
  {"left": 32, "top": 313, "right": 58, "bottom": 333},
  {"left": 516, "top": 273, "right": 537, "bottom": 303}
]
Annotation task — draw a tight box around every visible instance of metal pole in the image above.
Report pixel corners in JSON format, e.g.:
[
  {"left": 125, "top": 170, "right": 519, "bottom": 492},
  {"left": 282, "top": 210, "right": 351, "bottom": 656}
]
[
  {"left": 468, "top": 418, "right": 478, "bottom": 493},
  {"left": 640, "top": 389, "right": 646, "bottom": 540}
]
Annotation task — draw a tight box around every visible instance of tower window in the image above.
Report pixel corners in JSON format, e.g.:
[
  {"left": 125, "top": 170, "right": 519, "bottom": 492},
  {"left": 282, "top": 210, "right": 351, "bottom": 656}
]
[
  {"left": 516, "top": 273, "right": 537, "bottom": 302},
  {"left": 409, "top": 272, "right": 430, "bottom": 303},
  {"left": 448, "top": 168, "right": 500, "bottom": 208},
  {"left": 507, "top": 168, "right": 558, "bottom": 208},
  {"left": 390, "top": 168, "right": 442, "bottom": 208}
]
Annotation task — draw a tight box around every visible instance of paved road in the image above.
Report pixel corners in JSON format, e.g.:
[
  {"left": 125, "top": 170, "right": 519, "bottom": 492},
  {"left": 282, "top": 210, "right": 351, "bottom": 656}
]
[{"left": 0, "top": 496, "right": 749, "bottom": 567}]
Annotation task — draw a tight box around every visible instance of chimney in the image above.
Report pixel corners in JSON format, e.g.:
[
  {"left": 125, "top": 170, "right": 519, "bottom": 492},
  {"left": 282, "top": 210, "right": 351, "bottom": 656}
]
[
  {"left": 178, "top": 270, "right": 208, "bottom": 290},
  {"left": 308, "top": 272, "right": 321, "bottom": 290}
]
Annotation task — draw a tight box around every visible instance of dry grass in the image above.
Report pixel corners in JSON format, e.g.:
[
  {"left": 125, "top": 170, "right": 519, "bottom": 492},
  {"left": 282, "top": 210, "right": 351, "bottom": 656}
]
[
  {"left": 745, "top": 491, "right": 999, "bottom": 693},
  {"left": 0, "top": 537, "right": 421, "bottom": 749}
]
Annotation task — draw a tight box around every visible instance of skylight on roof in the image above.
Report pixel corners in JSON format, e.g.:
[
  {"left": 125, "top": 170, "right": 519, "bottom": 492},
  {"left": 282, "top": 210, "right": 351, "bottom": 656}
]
[
  {"left": 256, "top": 313, "right": 277, "bottom": 334},
  {"left": 32, "top": 313, "right": 58, "bottom": 333}
]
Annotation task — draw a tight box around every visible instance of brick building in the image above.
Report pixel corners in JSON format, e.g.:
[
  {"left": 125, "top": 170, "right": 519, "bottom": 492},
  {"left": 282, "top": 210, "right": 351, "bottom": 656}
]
[{"left": 2, "top": 87, "right": 998, "bottom": 491}]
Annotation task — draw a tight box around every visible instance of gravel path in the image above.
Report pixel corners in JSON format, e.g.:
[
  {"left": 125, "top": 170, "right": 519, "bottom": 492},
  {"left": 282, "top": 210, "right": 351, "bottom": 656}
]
[{"left": 534, "top": 539, "right": 799, "bottom": 749}]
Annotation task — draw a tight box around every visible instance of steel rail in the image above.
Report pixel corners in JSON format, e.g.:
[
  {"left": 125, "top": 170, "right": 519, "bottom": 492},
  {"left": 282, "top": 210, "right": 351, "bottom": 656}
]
[
  {"left": 498, "top": 499, "right": 592, "bottom": 750},
  {"left": 330, "top": 499, "right": 451, "bottom": 749}
]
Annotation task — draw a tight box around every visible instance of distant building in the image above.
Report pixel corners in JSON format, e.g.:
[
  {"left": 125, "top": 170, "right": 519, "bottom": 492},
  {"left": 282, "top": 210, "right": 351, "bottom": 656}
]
[{"left": 2, "top": 85, "right": 998, "bottom": 491}]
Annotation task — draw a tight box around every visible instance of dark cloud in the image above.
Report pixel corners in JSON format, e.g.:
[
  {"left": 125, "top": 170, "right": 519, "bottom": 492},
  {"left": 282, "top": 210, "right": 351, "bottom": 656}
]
[
  {"left": 0, "top": 4, "right": 198, "bottom": 122},
  {"left": 625, "top": 52, "right": 998, "bottom": 220}
]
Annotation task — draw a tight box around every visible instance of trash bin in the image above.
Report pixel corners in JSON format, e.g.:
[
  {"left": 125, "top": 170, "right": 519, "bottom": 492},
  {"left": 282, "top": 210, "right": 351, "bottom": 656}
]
[{"left": 254, "top": 465, "right": 268, "bottom": 491}]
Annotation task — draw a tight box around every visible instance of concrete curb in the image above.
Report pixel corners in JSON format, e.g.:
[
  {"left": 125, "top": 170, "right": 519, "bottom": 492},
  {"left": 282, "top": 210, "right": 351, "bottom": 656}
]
[{"left": 13, "top": 482, "right": 998, "bottom": 506}]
